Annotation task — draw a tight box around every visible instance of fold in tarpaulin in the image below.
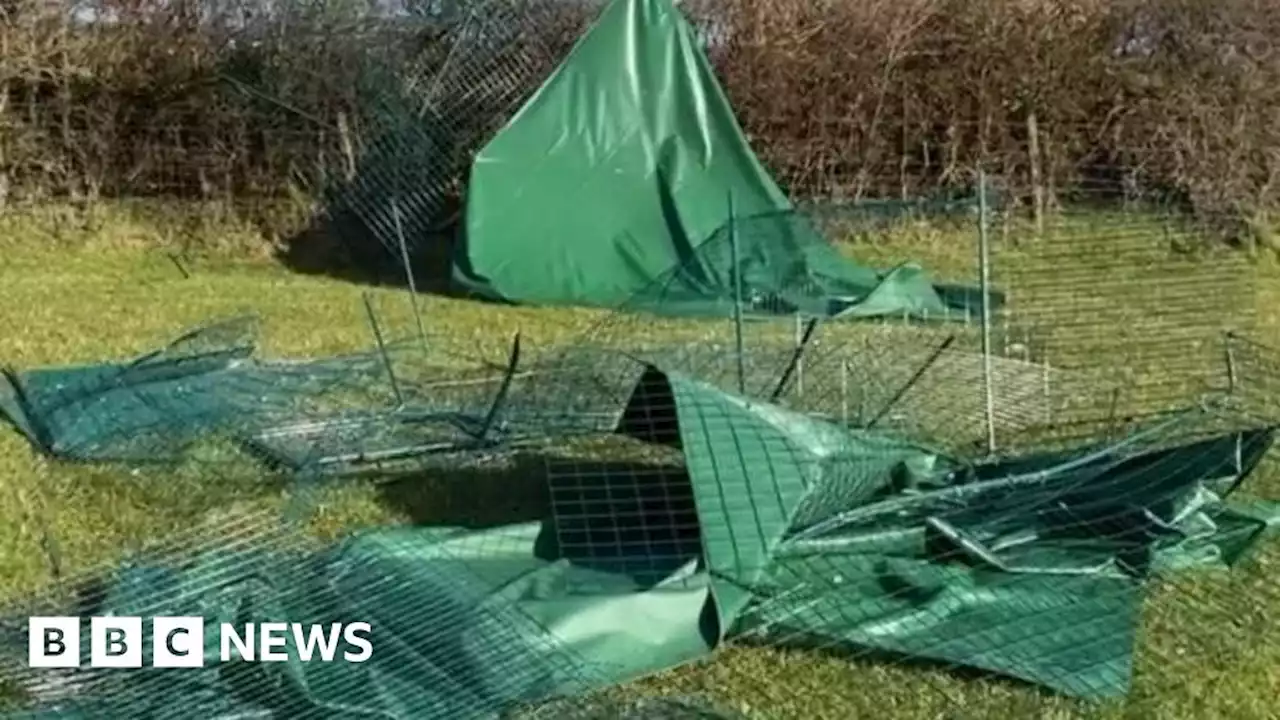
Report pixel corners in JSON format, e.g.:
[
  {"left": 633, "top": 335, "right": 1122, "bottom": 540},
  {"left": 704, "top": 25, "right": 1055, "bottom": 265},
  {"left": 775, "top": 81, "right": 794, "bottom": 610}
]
[
  {"left": 10, "top": 365, "right": 1276, "bottom": 717},
  {"left": 8, "top": 524, "right": 717, "bottom": 719},
  {"left": 625, "top": 209, "right": 1004, "bottom": 319},
  {"left": 453, "top": 0, "right": 995, "bottom": 318},
  {"left": 619, "top": 368, "right": 1278, "bottom": 698}
]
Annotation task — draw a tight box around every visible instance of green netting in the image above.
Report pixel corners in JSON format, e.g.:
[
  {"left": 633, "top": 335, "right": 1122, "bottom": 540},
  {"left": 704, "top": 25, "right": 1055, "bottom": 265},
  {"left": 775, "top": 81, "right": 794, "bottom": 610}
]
[
  {"left": 1, "top": 323, "right": 1278, "bottom": 717},
  {"left": 616, "top": 207, "right": 1003, "bottom": 320},
  {"left": 452, "top": 0, "right": 790, "bottom": 307},
  {"left": 0, "top": 315, "right": 560, "bottom": 475},
  {"left": 269, "top": 0, "right": 992, "bottom": 318},
  {"left": 614, "top": 367, "right": 1275, "bottom": 698},
  {"left": 0, "top": 317, "right": 383, "bottom": 466}
]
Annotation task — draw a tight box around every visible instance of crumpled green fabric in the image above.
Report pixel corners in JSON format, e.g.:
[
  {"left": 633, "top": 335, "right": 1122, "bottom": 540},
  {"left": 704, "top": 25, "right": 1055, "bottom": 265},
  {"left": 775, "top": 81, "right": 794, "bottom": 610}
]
[
  {"left": 10, "top": 523, "right": 716, "bottom": 719},
  {"left": 617, "top": 368, "right": 1277, "bottom": 698},
  {"left": 0, "top": 318, "right": 394, "bottom": 465},
  {"left": 7, "top": 366, "right": 1275, "bottom": 717},
  {"left": 0, "top": 319, "right": 508, "bottom": 470},
  {"left": 629, "top": 209, "right": 1003, "bottom": 319}
]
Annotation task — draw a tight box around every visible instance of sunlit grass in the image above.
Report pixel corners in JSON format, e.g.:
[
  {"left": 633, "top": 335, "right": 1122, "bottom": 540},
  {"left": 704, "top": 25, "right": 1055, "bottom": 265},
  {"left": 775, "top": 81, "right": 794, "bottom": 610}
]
[{"left": 0, "top": 202, "right": 1277, "bottom": 718}]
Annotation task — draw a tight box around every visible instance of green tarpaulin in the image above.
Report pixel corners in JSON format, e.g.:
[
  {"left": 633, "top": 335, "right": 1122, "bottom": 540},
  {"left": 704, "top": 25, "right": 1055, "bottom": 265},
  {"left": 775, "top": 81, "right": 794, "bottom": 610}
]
[
  {"left": 452, "top": 0, "right": 973, "bottom": 317},
  {"left": 0, "top": 319, "right": 534, "bottom": 469},
  {"left": 626, "top": 210, "right": 997, "bottom": 318},
  {"left": 11, "top": 364, "right": 1275, "bottom": 717}
]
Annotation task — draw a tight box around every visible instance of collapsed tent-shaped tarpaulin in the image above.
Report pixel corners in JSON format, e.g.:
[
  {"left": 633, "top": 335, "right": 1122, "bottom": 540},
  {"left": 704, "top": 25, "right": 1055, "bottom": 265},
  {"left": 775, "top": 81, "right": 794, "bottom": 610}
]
[
  {"left": 453, "top": 0, "right": 986, "bottom": 317},
  {"left": 11, "top": 366, "right": 1276, "bottom": 717}
]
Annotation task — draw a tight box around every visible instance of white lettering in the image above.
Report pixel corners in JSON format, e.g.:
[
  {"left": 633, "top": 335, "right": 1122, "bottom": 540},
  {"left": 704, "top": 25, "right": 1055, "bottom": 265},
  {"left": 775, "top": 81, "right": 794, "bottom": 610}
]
[
  {"left": 37, "top": 618, "right": 373, "bottom": 666},
  {"left": 258, "top": 622, "right": 288, "bottom": 662},
  {"left": 291, "top": 623, "right": 342, "bottom": 662},
  {"left": 342, "top": 622, "right": 372, "bottom": 662},
  {"left": 219, "top": 624, "right": 254, "bottom": 662}
]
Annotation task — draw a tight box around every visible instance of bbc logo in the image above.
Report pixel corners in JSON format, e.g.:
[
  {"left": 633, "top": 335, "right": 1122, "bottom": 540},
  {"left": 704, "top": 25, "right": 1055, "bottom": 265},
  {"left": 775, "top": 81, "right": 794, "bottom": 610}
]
[
  {"left": 29, "top": 616, "right": 373, "bottom": 668},
  {"left": 29, "top": 617, "right": 204, "bottom": 668}
]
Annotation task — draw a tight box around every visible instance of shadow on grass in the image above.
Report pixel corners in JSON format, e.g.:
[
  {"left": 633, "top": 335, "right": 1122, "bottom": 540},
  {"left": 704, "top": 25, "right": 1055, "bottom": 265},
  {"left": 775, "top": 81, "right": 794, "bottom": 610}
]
[
  {"left": 376, "top": 452, "right": 702, "bottom": 579},
  {"left": 375, "top": 452, "right": 552, "bottom": 529},
  {"left": 273, "top": 207, "right": 460, "bottom": 294}
]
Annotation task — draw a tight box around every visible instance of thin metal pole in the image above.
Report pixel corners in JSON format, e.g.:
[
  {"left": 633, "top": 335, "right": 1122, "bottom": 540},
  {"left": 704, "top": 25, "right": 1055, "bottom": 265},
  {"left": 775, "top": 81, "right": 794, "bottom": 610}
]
[
  {"left": 1106, "top": 386, "right": 1122, "bottom": 440},
  {"left": 363, "top": 292, "right": 404, "bottom": 407},
  {"left": 1224, "top": 331, "right": 1238, "bottom": 395},
  {"left": 840, "top": 358, "right": 849, "bottom": 426},
  {"left": 730, "top": 192, "right": 746, "bottom": 395},
  {"left": 978, "top": 170, "right": 997, "bottom": 454},
  {"left": 794, "top": 315, "right": 804, "bottom": 397},
  {"left": 860, "top": 335, "right": 871, "bottom": 425},
  {"left": 867, "top": 335, "right": 956, "bottom": 430},
  {"left": 772, "top": 318, "right": 820, "bottom": 402},
  {"left": 1042, "top": 351, "right": 1053, "bottom": 427},
  {"left": 391, "top": 195, "right": 429, "bottom": 357}
]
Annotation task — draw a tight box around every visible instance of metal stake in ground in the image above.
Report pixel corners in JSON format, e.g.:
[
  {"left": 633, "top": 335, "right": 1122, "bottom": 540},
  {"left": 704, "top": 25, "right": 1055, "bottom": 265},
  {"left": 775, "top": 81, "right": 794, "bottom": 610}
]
[
  {"left": 866, "top": 335, "right": 956, "bottom": 430},
  {"left": 729, "top": 192, "right": 746, "bottom": 395},
  {"left": 771, "top": 318, "right": 821, "bottom": 402},
  {"left": 391, "top": 194, "right": 430, "bottom": 357},
  {"left": 978, "top": 170, "right": 997, "bottom": 455},
  {"left": 362, "top": 292, "right": 405, "bottom": 408}
]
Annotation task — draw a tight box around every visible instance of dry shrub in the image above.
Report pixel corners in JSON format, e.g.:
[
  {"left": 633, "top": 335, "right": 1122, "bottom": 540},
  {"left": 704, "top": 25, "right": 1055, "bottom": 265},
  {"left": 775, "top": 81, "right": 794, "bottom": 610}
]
[
  {"left": 1110, "top": 0, "right": 1280, "bottom": 226},
  {"left": 710, "top": 0, "right": 1280, "bottom": 224},
  {"left": 0, "top": 0, "right": 588, "bottom": 210},
  {"left": 1, "top": 0, "right": 1278, "bottom": 229}
]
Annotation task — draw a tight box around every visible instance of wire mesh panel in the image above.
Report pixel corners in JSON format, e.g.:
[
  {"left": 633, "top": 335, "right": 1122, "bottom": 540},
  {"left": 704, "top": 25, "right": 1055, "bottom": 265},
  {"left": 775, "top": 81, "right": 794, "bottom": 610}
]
[
  {"left": 994, "top": 206, "right": 1259, "bottom": 450},
  {"left": 222, "top": 0, "right": 605, "bottom": 277},
  {"left": 0, "top": 500, "right": 649, "bottom": 718},
  {"left": 520, "top": 338, "right": 1279, "bottom": 718},
  {"left": 493, "top": 190, "right": 1280, "bottom": 718},
  {"left": 0, "top": 242, "right": 1277, "bottom": 720},
  {"left": 0, "top": 313, "right": 541, "bottom": 475}
]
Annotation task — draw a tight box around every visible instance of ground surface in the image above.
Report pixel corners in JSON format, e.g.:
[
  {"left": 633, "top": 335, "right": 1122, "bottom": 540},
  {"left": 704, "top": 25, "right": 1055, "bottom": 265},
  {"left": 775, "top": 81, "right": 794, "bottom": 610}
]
[{"left": 0, "top": 204, "right": 1278, "bottom": 718}]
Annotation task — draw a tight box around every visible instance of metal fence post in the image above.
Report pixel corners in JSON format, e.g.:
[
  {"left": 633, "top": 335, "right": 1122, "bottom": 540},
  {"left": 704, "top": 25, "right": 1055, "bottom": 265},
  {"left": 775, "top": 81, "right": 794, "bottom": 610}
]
[
  {"left": 391, "top": 194, "right": 429, "bottom": 357},
  {"left": 729, "top": 192, "right": 745, "bottom": 395},
  {"left": 979, "top": 170, "right": 997, "bottom": 455}
]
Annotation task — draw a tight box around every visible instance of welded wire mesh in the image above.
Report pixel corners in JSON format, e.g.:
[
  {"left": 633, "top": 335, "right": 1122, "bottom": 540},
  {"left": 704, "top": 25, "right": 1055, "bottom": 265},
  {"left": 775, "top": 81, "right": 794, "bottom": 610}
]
[
  {"left": 0, "top": 313, "right": 536, "bottom": 473},
  {"left": 993, "top": 204, "right": 1260, "bottom": 449},
  {"left": 0, "top": 230, "right": 1277, "bottom": 720},
  {"left": 0, "top": 500, "right": 640, "bottom": 718},
  {"left": 4, "top": 6, "right": 1280, "bottom": 714},
  {"left": 2, "top": 0, "right": 1278, "bottom": 716},
  {"left": 521, "top": 328, "right": 1280, "bottom": 719},
  {"left": 219, "top": 0, "right": 605, "bottom": 276},
  {"left": 482, "top": 189, "right": 1280, "bottom": 717}
]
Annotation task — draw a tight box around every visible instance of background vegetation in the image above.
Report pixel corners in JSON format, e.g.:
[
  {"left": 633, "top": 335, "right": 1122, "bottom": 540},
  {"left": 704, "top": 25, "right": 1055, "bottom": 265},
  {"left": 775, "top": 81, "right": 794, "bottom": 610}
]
[{"left": 2, "top": 0, "right": 1279, "bottom": 247}]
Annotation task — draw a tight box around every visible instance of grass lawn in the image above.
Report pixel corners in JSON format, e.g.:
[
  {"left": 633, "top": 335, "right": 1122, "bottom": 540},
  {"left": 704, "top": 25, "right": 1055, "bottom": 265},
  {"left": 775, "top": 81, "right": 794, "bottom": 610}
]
[{"left": 0, "top": 203, "right": 1278, "bottom": 718}]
